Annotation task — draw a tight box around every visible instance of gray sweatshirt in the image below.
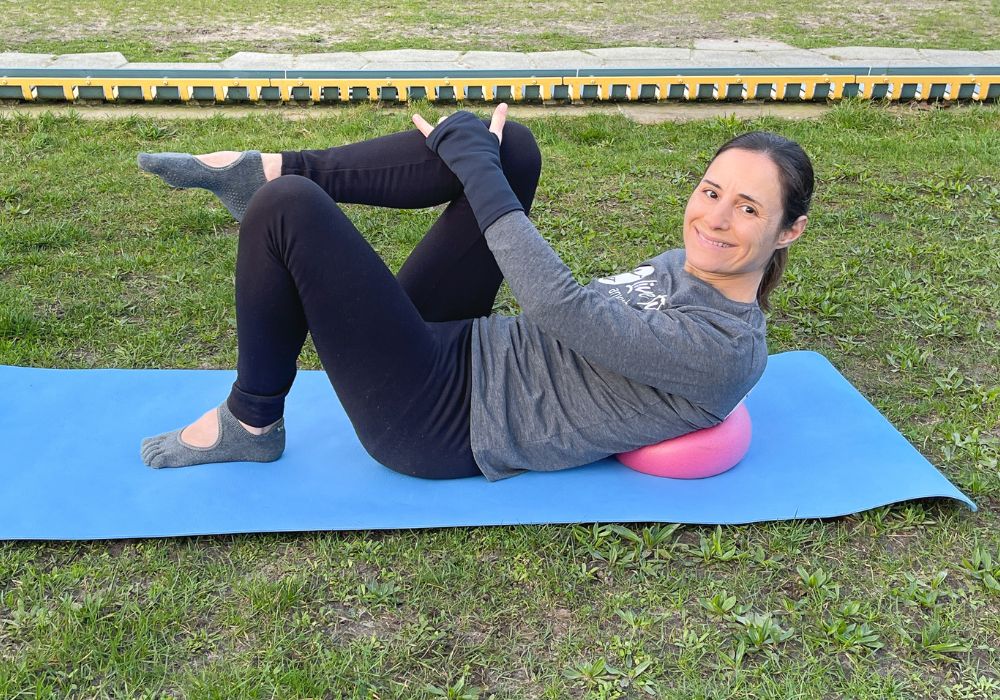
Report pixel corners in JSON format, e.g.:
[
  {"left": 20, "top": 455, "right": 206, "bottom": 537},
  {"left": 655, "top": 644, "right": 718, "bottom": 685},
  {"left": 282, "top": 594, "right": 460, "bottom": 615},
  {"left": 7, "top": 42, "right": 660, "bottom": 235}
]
[{"left": 470, "top": 211, "right": 767, "bottom": 481}]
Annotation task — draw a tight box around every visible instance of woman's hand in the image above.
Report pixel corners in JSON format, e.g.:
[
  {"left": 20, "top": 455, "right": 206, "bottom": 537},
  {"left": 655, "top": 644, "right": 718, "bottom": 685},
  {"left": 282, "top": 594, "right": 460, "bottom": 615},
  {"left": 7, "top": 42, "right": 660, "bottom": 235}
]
[
  {"left": 412, "top": 102, "right": 509, "bottom": 146},
  {"left": 411, "top": 103, "right": 524, "bottom": 232}
]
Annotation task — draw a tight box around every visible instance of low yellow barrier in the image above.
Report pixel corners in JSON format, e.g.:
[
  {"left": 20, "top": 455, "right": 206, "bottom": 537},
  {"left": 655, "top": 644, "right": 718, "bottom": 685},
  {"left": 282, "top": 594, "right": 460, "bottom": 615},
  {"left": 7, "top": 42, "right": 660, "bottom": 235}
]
[{"left": 0, "top": 72, "right": 996, "bottom": 104}]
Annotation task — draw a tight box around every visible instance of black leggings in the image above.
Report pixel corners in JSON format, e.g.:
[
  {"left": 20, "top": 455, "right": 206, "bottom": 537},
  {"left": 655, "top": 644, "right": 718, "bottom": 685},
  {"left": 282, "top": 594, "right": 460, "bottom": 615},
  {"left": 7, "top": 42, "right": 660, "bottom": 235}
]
[{"left": 225, "top": 122, "right": 542, "bottom": 479}]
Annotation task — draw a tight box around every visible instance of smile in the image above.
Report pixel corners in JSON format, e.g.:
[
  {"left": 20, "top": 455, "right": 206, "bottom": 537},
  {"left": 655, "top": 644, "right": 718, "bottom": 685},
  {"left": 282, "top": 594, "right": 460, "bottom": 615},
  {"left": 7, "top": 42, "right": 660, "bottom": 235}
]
[{"left": 695, "top": 228, "right": 734, "bottom": 249}]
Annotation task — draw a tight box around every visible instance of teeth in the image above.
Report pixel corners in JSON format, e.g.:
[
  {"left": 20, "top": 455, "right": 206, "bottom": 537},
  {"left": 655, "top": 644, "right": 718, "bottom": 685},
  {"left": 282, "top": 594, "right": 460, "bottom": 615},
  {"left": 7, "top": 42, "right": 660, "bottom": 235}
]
[{"left": 698, "top": 230, "right": 732, "bottom": 248}]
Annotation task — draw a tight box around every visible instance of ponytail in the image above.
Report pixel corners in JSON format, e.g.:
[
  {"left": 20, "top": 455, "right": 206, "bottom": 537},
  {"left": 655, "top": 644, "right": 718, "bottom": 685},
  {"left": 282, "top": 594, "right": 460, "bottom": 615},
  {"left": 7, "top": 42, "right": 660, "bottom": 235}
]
[{"left": 756, "top": 248, "right": 788, "bottom": 311}]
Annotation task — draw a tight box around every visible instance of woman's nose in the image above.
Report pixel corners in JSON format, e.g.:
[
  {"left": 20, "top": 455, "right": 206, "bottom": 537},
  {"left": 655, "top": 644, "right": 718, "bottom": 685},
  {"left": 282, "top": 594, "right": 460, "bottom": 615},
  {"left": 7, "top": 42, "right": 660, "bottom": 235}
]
[{"left": 704, "top": 202, "right": 730, "bottom": 229}]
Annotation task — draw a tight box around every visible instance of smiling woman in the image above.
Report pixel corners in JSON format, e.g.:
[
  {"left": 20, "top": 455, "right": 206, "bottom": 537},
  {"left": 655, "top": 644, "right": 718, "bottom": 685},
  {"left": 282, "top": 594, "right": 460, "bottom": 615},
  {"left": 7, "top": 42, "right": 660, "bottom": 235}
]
[
  {"left": 136, "top": 108, "right": 814, "bottom": 482},
  {"left": 683, "top": 132, "right": 813, "bottom": 309}
]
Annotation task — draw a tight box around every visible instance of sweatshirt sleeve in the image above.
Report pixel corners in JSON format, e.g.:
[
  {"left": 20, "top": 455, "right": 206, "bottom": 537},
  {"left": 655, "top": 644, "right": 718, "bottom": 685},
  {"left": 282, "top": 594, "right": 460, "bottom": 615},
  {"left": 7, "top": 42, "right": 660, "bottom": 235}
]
[
  {"left": 484, "top": 210, "right": 755, "bottom": 402},
  {"left": 424, "top": 111, "right": 524, "bottom": 231}
]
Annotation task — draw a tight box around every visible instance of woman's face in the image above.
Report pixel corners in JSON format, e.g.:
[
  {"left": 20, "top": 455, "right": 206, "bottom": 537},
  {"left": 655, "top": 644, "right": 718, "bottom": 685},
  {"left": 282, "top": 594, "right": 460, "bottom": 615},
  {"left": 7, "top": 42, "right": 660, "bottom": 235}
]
[{"left": 682, "top": 148, "right": 800, "bottom": 285}]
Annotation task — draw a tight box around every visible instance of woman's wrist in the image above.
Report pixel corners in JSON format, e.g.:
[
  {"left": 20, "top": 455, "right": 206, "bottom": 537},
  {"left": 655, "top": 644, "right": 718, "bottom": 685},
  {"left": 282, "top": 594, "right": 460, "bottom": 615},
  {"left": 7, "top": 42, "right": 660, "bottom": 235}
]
[{"left": 424, "top": 112, "right": 523, "bottom": 231}]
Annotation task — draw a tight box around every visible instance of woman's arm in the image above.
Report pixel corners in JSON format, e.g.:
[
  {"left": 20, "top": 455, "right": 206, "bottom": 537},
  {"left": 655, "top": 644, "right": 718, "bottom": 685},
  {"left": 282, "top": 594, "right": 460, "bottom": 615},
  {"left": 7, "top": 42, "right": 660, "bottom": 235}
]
[
  {"left": 484, "top": 210, "right": 752, "bottom": 398},
  {"left": 419, "top": 110, "right": 754, "bottom": 398},
  {"left": 415, "top": 108, "right": 523, "bottom": 232}
]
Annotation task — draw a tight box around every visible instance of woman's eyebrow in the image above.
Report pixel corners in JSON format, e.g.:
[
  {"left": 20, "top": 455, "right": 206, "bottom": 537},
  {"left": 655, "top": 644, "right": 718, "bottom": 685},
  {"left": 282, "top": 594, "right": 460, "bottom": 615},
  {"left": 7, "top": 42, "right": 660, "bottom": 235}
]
[{"left": 703, "top": 178, "right": 763, "bottom": 206}]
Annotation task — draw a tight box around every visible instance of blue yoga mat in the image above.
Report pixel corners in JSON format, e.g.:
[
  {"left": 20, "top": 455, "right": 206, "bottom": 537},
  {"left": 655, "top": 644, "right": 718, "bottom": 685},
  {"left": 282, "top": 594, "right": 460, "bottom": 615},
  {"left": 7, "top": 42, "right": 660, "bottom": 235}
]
[{"left": 0, "top": 351, "right": 974, "bottom": 540}]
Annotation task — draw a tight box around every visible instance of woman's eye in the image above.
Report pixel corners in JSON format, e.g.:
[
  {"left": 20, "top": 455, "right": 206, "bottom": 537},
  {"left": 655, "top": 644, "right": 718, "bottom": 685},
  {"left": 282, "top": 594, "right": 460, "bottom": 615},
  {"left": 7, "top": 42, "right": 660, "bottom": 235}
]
[
  {"left": 741, "top": 205, "right": 757, "bottom": 215},
  {"left": 703, "top": 189, "right": 718, "bottom": 198}
]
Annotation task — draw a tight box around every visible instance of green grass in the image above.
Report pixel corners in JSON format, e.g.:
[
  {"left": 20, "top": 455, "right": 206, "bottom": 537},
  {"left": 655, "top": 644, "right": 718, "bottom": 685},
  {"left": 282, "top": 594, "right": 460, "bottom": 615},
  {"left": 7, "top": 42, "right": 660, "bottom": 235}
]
[
  {"left": 1, "top": 102, "right": 999, "bottom": 697},
  {"left": 2, "top": 0, "right": 999, "bottom": 61}
]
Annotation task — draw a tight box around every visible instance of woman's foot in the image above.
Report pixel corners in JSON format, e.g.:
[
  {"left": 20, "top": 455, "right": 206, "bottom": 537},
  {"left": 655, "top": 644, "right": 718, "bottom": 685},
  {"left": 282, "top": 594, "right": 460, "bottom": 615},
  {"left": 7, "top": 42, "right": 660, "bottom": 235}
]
[
  {"left": 136, "top": 150, "right": 282, "bottom": 222},
  {"left": 195, "top": 151, "right": 282, "bottom": 180},
  {"left": 179, "top": 405, "right": 271, "bottom": 446},
  {"left": 141, "top": 402, "right": 285, "bottom": 468}
]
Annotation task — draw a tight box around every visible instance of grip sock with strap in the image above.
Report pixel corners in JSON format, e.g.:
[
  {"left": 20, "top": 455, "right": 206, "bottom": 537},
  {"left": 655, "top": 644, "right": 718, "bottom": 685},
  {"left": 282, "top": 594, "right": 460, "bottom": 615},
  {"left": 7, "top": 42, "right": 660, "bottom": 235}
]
[
  {"left": 141, "top": 402, "right": 285, "bottom": 468},
  {"left": 137, "top": 151, "right": 267, "bottom": 222}
]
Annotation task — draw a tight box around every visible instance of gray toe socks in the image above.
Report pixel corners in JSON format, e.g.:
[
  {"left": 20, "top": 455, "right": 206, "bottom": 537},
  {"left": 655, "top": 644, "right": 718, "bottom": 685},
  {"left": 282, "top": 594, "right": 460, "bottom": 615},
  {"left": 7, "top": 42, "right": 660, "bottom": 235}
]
[
  {"left": 141, "top": 403, "right": 285, "bottom": 469},
  {"left": 137, "top": 150, "right": 267, "bottom": 222}
]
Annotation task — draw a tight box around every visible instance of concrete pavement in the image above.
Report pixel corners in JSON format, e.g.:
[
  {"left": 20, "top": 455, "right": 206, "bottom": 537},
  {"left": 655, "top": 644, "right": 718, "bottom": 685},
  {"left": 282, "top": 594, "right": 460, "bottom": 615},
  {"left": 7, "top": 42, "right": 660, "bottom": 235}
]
[{"left": 3, "top": 42, "right": 999, "bottom": 71}]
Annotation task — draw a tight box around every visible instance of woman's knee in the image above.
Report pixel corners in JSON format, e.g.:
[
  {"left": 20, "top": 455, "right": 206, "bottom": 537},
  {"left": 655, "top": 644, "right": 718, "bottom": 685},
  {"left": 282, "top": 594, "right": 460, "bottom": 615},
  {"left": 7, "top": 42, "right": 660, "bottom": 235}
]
[
  {"left": 243, "top": 174, "right": 332, "bottom": 222},
  {"left": 499, "top": 121, "right": 542, "bottom": 186},
  {"left": 496, "top": 122, "right": 541, "bottom": 211},
  {"left": 239, "top": 175, "right": 347, "bottom": 254}
]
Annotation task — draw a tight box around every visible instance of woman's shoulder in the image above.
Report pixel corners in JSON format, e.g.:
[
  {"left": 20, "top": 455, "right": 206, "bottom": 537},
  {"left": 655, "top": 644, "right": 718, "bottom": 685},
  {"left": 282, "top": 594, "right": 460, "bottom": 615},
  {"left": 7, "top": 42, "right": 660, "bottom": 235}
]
[
  {"left": 649, "top": 250, "right": 766, "bottom": 327},
  {"left": 645, "top": 247, "right": 685, "bottom": 268}
]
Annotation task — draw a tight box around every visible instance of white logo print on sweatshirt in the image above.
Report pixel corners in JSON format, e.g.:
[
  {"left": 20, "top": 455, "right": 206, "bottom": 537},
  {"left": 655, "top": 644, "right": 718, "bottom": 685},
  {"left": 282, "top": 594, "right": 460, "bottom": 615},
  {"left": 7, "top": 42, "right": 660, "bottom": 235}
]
[{"left": 596, "top": 265, "right": 670, "bottom": 311}]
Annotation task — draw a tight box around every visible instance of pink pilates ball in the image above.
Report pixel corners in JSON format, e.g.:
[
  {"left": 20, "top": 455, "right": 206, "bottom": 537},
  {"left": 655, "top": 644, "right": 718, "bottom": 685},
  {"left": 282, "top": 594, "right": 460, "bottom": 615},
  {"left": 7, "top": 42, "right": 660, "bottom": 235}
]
[{"left": 616, "top": 403, "right": 752, "bottom": 479}]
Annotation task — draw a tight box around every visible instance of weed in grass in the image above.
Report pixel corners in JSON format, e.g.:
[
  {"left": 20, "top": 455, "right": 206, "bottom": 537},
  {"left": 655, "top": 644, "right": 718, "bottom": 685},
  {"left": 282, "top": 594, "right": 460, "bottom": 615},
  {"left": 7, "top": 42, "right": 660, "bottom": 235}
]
[
  {"left": 821, "top": 614, "right": 884, "bottom": 654},
  {"left": 614, "top": 608, "right": 654, "bottom": 632},
  {"left": 132, "top": 122, "right": 179, "bottom": 141},
  {"left": 891, "top": 569, "right": 961, "bottom": 611},
  {"left": 425, "top": 672, "right": 481, "bottom": 699},
  {"left": 680, "top": 525, "right": 742, "bottom": 564},
  {"left": 570, "top": 523, "right": 681, "bottom": 575},
  {"left": 562, "top": 656, "right": 618, "bottom": 693},
  {"left": 885, "top": 342, "right": 933, "bottom": 373},
  {"left": 797, "top": 565, "right": 841, "bottom": 602},
  {"left": 962, "top": 544, "right": 1000, "bottom": 587},
  {"left": 562, "top": 653, "right": 659, "bottom": 698},
  {"left": 673, "top": 624, "right": 714, "bottom": 658},
  {"left": 916, "top": 617, "right": 974, "bottom": 661},
  {"left": 943, "top": 671, "right": 1000, "bottom": 699},
  {"left": 356, "top": 576, "right": 401, "bottom": 607},
  {"left": 733, "top": 611, "right": 795, "bottom": 656},
  {"left": 699, "top": 591, "right": 747, "bottom": 620}
]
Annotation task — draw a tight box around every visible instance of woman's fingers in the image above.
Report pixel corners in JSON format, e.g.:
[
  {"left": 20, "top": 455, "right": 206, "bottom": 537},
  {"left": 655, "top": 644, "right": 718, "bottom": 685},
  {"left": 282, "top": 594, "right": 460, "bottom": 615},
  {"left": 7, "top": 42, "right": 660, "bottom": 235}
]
[
  {"left": 411, "top": 113, "right": 453, "bottom": 137},
  {"left": 414, "top": 105, "right": 509, "bottom": 142},
  {"left": 411, "top": 113, "right": 435, "bottom": 137},
  {"left": 489, "top": 103, "right": 508, "bottom": 145}
]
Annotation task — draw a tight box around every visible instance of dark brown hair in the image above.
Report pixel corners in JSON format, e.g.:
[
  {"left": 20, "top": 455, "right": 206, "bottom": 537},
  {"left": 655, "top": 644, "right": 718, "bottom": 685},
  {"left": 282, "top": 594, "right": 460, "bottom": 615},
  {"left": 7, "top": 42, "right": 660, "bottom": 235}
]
[{"left": 710, "top": 131, "right": 814, "bottom": 310}]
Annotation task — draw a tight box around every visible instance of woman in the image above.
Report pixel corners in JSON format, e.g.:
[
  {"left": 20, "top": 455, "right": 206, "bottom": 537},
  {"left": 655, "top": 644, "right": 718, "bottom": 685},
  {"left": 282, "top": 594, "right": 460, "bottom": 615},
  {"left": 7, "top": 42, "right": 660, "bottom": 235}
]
[{"left": 139, "top": 104, "right": 812, "bottom": 481}]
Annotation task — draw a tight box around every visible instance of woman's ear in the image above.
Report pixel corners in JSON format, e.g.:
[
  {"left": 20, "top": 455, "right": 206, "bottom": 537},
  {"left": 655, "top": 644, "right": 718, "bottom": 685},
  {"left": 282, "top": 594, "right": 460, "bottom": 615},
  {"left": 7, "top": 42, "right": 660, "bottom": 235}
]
[{"left": 776, "top": 215, "right": 807, "bottom": 249}]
